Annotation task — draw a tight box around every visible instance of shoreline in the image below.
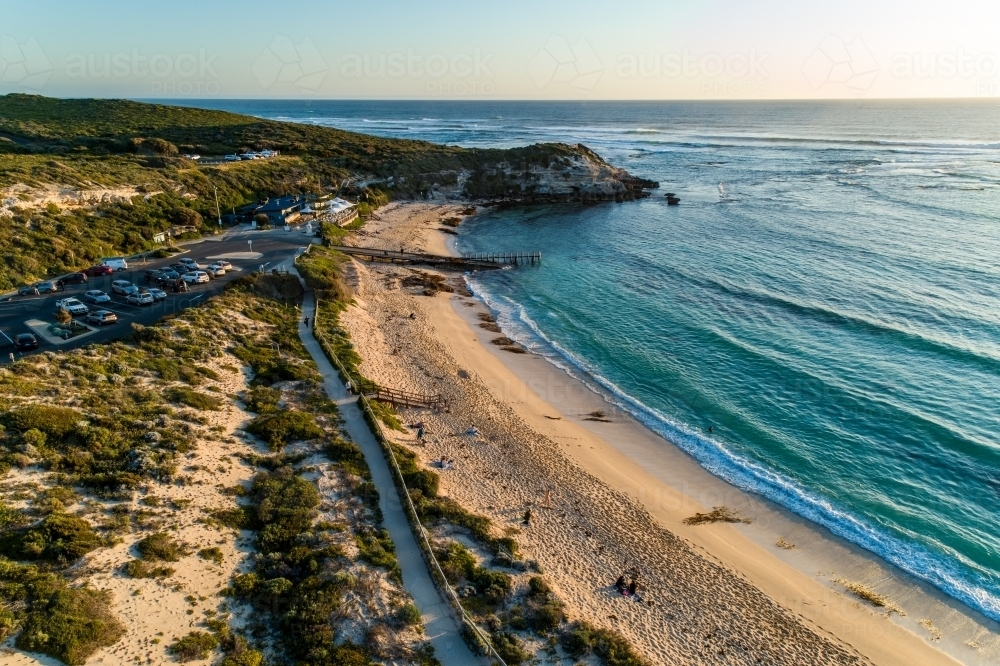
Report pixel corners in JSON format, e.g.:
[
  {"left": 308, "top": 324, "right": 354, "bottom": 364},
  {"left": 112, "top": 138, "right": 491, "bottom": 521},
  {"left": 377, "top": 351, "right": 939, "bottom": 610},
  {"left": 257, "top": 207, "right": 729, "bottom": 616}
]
[{"left": 340, "top": 202, "right": 998, "bottom": 665}]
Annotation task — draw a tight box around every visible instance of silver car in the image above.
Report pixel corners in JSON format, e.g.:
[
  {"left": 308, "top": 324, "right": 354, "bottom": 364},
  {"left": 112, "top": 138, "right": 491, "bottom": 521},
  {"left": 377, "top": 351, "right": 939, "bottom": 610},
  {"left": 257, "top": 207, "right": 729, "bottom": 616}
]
[
  {"left": 84, "top": 289, "right": 111, "bottom": 304},
  {"left": 126, "top": 291, "right": 154, "bottom": 306}
]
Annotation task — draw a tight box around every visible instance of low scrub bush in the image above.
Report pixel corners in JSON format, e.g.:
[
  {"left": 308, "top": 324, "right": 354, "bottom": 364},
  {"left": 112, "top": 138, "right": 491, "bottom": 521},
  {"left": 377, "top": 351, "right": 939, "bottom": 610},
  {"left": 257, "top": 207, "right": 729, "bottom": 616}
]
[
  {"left": 245, "top": 410, "right": 324, "bottom": 450},
  {"left": 16, "top": 586, "right": 125, "bottom": 665},
  {"left": 560, "top": 620, "right": 649, "bottom": 666},
  {"left": 165, "top": 386, "right": 222, "bottom": 411},
  {"left": 135, "top": 532, "right": 187, "bottom": 562},
  {"left": 0, "top": 513, "right": 101, "bottom": 563},
  {"left": 122, "top": 559, "right": 174, "bottom": 578},
  {"left": 198, "top": 547, "right": 224, "bottom": 565},
  {"left": 169, "top": 630, "right": 219, "bottom": 662},
  {"left": 6, "top": 404, "right": 82, "bottom": 439}
]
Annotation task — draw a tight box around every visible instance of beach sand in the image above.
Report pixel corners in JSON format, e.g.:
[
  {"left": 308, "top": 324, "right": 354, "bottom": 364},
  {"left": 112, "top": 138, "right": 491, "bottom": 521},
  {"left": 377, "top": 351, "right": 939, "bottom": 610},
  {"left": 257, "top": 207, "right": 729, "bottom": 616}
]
[{"left": 335, "top": 201, "right": 1000, "bottom": 665}]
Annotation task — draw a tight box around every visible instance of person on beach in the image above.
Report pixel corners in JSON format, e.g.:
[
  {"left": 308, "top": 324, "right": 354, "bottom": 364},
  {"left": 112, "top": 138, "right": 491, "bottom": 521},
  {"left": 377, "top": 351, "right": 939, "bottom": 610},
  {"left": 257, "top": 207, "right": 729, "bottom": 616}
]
[
  {"left": 417, "top": 426, "right": 424, "bottom": 441},
  {"left": 615, "top": 575, "right": 627, "bottom": 593},
  {"left": 523, "top": 508, "right": 532, "bottom": 526},
  {"left": 466, "top": 425, "right": 479, "bottom": 436}
]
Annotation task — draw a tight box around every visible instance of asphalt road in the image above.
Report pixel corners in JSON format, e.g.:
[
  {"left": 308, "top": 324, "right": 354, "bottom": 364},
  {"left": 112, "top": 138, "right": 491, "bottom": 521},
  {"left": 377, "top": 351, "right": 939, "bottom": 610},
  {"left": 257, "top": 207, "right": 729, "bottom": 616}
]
[{"left": 0, "top": 229, "right": 314, "bottom": 359}]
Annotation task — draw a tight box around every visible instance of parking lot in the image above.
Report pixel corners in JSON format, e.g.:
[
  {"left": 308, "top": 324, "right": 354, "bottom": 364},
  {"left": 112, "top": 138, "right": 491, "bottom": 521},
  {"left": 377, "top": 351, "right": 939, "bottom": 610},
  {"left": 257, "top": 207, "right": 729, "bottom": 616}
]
[{"left": 0, "top": 230, "right": 313, "bottom": 359}]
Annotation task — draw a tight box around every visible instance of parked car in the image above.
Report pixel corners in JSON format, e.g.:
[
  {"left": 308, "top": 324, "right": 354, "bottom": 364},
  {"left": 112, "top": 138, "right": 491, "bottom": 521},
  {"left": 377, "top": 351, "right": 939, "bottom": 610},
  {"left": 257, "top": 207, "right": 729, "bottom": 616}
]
[
  {"left": 35, "top": 281, "right": 57, "bottom": 294},
  {"left": 205, "top": 263, "right": 226, "bottom": 277},
  {"left": 17, "top": 285, "right": 39, "bottom": 296},
  {"left": 56, "top": 298, "right": 88, "bottom": 316},
  {"left": 224, "top": 154, "right": 240, "bottom": 162},
  {"left": 126, "top": 291, "right": 154, "bottom": 306},
  {"left": 15, "top": 333, "right": 38, "bottom": 351},
  {"left": 179, "top": 257, "right": 200, "bottom": 269},
  {"left": 170, "top": 263, "right": 189, "bottom": 274},
  {"left": 100, "top": 257, "right": 128, "bottom": 271},
  {"left": 148, "top": 287, "right": 168, "bottom": 301},
  {"left": 86, "top": 310, "right": 118, "bottom": 326},
  {"left": 111, "top": 279, "right": 136, "bottom": 295},
  {"left": 182, "top": 271, "right": 209, "bottom": 284},
  {"left": 83, "top": 290, "right": 111, "bottom": 304},
  {"left": 215, "top": 260, "right": 233, "bottom": 271},
  {"left": 144, "top": 269, "right": 163, "bottom": 283},
  {"left": 84, "top": 265, "right": 114, "bottom": 277},
  {"left": 58, "top": 272, "right": 88, "bottom": 286},
  {"left": 158, "top": 268, "right": 180, "bottom": 281}
]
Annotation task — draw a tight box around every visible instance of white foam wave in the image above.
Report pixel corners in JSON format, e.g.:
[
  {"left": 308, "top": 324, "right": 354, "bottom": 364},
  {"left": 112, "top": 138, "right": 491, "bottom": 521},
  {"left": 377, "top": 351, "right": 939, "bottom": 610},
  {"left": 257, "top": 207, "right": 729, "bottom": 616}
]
[{"left": 464, "top": 274, "right": 1000, "bottom": 622}]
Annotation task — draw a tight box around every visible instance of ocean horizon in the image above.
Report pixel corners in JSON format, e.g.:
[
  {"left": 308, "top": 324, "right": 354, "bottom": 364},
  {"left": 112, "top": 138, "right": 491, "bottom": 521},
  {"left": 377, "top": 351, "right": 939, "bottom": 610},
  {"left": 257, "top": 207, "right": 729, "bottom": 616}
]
[{"left": 176, "top": 98, "right": 1000, "bottom": 622}]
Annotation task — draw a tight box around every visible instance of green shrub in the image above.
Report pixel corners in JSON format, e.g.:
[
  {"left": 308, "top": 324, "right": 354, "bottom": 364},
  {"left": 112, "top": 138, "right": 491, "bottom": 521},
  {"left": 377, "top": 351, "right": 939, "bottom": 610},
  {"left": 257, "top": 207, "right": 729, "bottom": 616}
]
[
  {"left": 169, "top": 631, "right": 219, "bottom": 662},
  {"left": 0, "top": 501, "right": 29, "bottom": 532},
  {"left": 436, "top": 541, "right": 477, "bottom": 583},
  {"left": 122, "top": 559, "right": 174, "bottom": 578},
  {"left": 560, "top": 621, "right": 649, "bottom": 666},
  {"left": 326, "top": 437, "right": 370, "bottom": 477},
  {"left": 21, "top": 428, "right": 46, "bottom": 449},
  {"left": 245, "top": 410, "right": 324, "bottom": 450},
  {"left": 231, "top": 572, "right": 261, "bottom": 597},
  {"left": 356, "top": 530, "right": 399, "bottom": 575},
  {"left": 244, "top": 386, "right": 281, "bottom": 414},
  {"left": 6, "top": 405, "right": 82, "bottom": 439},
  {"left": 135, "top": 532, "right": 186, "bottom": 562},
  {"left": 198, "top": 547, "right": 224, "bottom": 565},
  {"left": 211, "top": 506, "right": 255, "bottom": 530},
  {"left": 1, "top": 513, "right": 101, "bottom": 563},
  {"left": 397, "top": 602, "right": 422, "bottom": 626},
  {"left": 15, "top": 586, "right": 125, "bottom": 665},
  {"left": 165, "top": 386, "right": 222, "bottom": 411},
  {"left": 490, "top": 631, "right": 530, "bottom": 665}
]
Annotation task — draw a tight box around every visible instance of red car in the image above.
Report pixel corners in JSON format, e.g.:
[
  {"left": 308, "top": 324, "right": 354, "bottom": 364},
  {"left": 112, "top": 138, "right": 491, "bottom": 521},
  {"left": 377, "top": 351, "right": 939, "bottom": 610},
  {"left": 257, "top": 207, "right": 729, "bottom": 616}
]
[{"left": 84, "top": 265, "right": 114, "bottom": 277}]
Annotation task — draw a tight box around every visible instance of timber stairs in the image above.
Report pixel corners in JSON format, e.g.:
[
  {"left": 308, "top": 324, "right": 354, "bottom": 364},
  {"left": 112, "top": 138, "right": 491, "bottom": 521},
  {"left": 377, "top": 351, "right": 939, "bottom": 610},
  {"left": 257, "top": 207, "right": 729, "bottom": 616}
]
[{"left": 358, "top": 380, "right": 449, "bottom": 411}]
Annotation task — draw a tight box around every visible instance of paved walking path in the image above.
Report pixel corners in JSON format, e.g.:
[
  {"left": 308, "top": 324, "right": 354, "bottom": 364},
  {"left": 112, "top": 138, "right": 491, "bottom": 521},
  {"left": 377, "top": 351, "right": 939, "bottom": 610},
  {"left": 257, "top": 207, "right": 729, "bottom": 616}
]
[{"left": 293, "top": 284, "right": 483, "bottom": 666}]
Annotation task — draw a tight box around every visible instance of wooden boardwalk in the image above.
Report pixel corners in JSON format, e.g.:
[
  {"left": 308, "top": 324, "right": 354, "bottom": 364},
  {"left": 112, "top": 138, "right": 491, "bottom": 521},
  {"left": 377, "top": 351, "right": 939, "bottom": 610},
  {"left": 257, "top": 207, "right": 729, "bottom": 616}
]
[
  {"left": 329, "top": 245, "right": 540, "bottom": 269},
  {"left": 360, "top": 381, "right": 448, "bottom": 411}
]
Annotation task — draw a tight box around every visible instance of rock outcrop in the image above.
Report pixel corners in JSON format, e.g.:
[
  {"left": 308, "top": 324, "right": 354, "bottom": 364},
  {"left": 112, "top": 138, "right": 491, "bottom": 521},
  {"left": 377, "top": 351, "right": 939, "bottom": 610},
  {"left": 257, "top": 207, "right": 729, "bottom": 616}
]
[{"left": 388, "top": 143, "right": 658, "bottom": 204}]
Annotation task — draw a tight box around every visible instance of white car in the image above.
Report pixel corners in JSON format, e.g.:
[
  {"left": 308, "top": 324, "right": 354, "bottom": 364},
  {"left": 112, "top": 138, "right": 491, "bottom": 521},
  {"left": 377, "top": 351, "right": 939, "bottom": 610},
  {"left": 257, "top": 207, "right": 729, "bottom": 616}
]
[
  {"left": 84, "top": 290, "right": 111, "bottom": 304},
  {"left": 56, "top": 298, "right": 88, "bottom": 316},
  {"left": 111, "top": 280, "right": 138, "bottom": 296},
  {"left": 182, "top": 271, "right": 210, "bottom": 284},
  {"left": 215, "top": 260, "right": 232, "bottom": 270},
  {"left": 126, "top": 291, "right": 154, "bottom": 306},
  {"left": 205, "top": 263, "right": 226, "bottom": 277}
]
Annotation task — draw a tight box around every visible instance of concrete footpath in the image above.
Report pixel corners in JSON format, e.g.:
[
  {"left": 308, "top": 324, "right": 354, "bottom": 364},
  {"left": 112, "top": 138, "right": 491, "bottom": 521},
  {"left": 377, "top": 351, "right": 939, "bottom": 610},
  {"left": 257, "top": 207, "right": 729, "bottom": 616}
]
[{"left": 294, "top": 286, "right": 483, "bottom": 666}]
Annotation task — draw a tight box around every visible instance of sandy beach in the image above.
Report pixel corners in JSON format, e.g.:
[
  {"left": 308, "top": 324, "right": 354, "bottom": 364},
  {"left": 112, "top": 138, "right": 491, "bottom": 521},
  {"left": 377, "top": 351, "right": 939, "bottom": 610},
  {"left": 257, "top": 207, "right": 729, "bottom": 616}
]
[{"left": 335, "top": 201, "right": 1000, "bottom": 665}]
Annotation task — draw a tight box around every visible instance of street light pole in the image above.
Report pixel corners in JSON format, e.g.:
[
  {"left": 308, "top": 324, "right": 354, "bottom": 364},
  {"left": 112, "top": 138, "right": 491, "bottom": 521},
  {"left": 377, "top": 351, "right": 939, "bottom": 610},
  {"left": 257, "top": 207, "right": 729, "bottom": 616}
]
[{"left": 214, "top": 186, "right": 222, "bottom": 227}]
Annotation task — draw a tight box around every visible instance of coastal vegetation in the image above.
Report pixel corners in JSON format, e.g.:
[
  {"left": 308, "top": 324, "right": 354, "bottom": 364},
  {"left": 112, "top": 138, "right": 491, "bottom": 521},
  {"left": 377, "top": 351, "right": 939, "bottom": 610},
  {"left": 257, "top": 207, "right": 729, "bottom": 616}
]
[
  {"left": 0, "top": 272, "right": 436, "bottom": 665},
  {"left": 0, "top": 94, "right": 651, "bottom": 290},
  {"left": 300, "top": 246, "right": 649, "bottom": 665}
]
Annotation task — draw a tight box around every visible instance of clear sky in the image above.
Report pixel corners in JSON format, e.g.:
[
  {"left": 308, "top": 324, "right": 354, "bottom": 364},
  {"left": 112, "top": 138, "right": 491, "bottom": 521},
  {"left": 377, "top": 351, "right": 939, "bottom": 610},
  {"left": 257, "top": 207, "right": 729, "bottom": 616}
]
[{"left": 2, "top": 0, "right": 998, "bottom": 100}]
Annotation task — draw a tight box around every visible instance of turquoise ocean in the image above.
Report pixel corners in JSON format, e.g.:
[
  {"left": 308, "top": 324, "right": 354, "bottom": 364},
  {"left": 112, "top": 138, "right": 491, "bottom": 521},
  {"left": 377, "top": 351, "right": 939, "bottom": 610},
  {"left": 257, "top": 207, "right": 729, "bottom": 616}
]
[{"left": 186, "top": 99, "right": 1000, "bottom": 620}]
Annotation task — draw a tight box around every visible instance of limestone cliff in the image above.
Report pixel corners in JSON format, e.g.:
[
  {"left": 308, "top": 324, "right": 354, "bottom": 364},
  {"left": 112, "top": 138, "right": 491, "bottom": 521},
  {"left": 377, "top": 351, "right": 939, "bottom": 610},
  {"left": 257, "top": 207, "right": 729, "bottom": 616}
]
[{"left": 385, "top": 143, "right": 658, "bottom": 203}]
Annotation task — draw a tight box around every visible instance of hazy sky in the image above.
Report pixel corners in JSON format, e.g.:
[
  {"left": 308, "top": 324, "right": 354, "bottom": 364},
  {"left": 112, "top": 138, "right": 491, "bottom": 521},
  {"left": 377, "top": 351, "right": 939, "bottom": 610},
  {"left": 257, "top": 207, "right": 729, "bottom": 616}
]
[{"left": 2, "top": 0, "right": 999, "bottom": 100}]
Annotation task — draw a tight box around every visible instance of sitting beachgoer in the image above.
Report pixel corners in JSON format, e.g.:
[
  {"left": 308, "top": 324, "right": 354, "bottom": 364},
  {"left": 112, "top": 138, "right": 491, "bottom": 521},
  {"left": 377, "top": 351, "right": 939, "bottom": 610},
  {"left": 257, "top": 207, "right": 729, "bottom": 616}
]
[
  {"left": 628, "top": 580, "right": 639, "bottom": 599},
  {"left": 523, "top": 508, "right": 532, "bottom": 526},
  {"left": 615, "top": 575, "right": 626, "bottom": 592},
  {"left": 466, "top": 425, "right": 479, "bottom": 436}
]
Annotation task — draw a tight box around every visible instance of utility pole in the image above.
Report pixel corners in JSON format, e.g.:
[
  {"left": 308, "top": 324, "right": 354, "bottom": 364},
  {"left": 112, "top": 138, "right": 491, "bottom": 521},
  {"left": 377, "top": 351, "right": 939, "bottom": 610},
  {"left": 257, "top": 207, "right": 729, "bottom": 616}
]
[{"left": 214, "top": 186, "right": 222, "bottom": 227}]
